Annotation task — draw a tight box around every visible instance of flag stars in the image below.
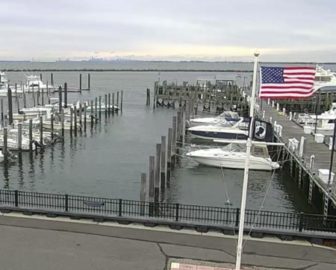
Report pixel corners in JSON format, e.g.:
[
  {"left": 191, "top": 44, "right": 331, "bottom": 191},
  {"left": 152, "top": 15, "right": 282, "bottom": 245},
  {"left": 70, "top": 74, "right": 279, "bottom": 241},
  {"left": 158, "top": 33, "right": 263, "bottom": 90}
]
[{"left": 261, "top": 67, "right": 284, "bottom": 83}]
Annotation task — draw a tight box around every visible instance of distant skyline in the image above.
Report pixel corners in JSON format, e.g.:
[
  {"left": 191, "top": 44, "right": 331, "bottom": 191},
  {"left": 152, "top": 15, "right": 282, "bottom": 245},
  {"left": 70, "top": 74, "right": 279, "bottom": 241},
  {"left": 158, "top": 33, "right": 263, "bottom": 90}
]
[{"left": 1, "top": 0, "right": 336, "bottom": 62}]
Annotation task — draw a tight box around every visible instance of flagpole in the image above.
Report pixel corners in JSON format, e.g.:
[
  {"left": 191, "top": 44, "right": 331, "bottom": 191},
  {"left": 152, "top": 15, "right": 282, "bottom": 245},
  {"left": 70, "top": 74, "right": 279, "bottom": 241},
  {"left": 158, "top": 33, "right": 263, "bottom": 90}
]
[{"left": 235, "top": 52, "right": 259, "bottom": 270}]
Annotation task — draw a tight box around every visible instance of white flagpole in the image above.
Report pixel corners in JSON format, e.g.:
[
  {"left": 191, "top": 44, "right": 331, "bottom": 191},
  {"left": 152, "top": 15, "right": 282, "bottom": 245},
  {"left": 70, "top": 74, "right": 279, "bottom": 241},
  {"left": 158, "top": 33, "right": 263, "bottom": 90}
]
[{"left": 235, "top": 52, "right": 259, "bottom": 270}]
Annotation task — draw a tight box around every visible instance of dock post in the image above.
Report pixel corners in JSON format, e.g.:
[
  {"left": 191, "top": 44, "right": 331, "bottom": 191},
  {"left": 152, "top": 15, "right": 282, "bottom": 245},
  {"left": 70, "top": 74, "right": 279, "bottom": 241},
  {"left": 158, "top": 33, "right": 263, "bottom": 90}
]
[
  {"left": 61, "top": 109, "right": 65, "bottom": 138},
  {"left": 90, "top": 100, "right": 94, "bottom": 130},
  {"left": 88, "top": 73, "right": 91, "bottom": 90},
  {"left": 70, "top": 108, "right": 73, "bottom": 137},
  {"left": 23, "top": 89, "right": 27, "bottom": 108},
  {"left": 148, "top": 156, "right": 155, "bottom": 216},
  {"left": 3, "top": 128, "right": 7, "bottom": 164},
  {"left": 29, "top": 119, "right": 33, "bottom": 153},
  {"left": 79, "top": 103, "right": 82, "bottom": 133},
  {"left": 39, "top": 116, "right": 43, "bottom": 146},
  {"left": 121, "top": 90, "right": 123, "bottom": 112},
  {"left": 146, "top": 88, "right": 150, "bottom": 106},
  {"left": 140, "top": 173, "right": 146, "bottom": 215},
  {"left": 289, "top": 111, "right": 293, "bottom": 121},
  {"left": 94, "top": 97, "right": 98, "bottom": 123},
  {"left": 83, "top": 103, "right": 87, "bottom": 133},
  {"left": 51, "top": 113, "right": 54, "bottom": 140},
  {"left": 105, "top": 94, "right": 108, "bottom": 118},
  {"left": 79, "top": 74, "right": 82, "bottom": 91},
  {"left": 74, "top": 106, "right": 77, "bottom": 137},
  {"left": 58, "top": 86, "right": 62, "bottom": 114},
  {"left": 51, "top": 73, "right": 54, "bottom": 86},
  {"left": 98, "top": 96, "right": 102, "bottom": 120},
  {"left": 1, "top": 99, "right": 3, "bottom": 125},
  {"left": 112, "top": 93, "right": 115, "bottom": 115},
  {"left": 7, "top": 87, "right": 13, "bottom": 125},
  {"left": 17, "top": 123, "right": 22, "bottom": 152},
  {"left": 41, "top": 89, "right": 44, "bottom": 106},
  {"left": 64, "top": 83, "right": 68, "bottom": 108},
  {"left": 299, "top": 136, "right": 305, "bottom": 159},
  {"left": 160, "top": 136, "right": 167, "bottom": 197},
  {"left": 154, "top": 143, "right": 161, "bottom": 204},
  {"left": 308, "top": 177, "right": 314, "bottom": 204},
  {"left": 40, "top": 73, "right": 42, "bottom": 81},
  {"left": 262, "top": 110, "right": 265, "bottom": 120},
  {"left": 172, "top": 116, "right": 177, "bottom": 168},
  {"left": 108, "top": 93, "right": 111, "bottom": 115},
  {"left": 117, "top": 91, "right": 120, "bottom": 112},
  {"left": 167, "top": 128, "right": 172, "bottom": 187}
]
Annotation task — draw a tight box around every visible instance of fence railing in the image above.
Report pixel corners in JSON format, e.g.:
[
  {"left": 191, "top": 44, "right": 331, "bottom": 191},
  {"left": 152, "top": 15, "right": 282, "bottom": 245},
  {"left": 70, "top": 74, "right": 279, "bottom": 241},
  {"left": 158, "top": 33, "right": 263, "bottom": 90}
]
[{"left": 0, "top": 189, "right": 335, "bottom": 234}]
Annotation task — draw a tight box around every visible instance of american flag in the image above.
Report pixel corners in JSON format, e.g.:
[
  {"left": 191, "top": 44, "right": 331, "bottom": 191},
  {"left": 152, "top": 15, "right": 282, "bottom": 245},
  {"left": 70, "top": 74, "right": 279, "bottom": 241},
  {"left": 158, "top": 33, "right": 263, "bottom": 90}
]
[{"left": 259, "top": 66, "right": 316, "bottom": 99}]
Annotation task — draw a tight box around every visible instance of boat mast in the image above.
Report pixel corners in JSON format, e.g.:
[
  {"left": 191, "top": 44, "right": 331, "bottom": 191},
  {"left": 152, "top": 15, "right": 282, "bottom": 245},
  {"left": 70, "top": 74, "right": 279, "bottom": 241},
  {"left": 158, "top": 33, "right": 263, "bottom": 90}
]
[{"left": 235, "top": 52, "right": 259, "bottom": 270}]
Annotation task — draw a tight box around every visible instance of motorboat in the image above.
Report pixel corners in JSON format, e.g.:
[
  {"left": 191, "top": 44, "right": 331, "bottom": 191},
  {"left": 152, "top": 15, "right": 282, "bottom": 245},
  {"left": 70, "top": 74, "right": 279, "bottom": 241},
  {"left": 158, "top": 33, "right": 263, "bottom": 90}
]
[
  {"left": 314, "top": 65, "right": 336, "bottom": 91},
  {"left": 24, "top": 75, "right": 54, "bottom": 92},
  {"left": 188, "top": 111, "right": 240, "bottom": 127},
  {"left": 188, "top": 117, "right": 249, "bottom": 140},
  {"left": 186, "top": 143, "right": 280, "bottom": 171}
]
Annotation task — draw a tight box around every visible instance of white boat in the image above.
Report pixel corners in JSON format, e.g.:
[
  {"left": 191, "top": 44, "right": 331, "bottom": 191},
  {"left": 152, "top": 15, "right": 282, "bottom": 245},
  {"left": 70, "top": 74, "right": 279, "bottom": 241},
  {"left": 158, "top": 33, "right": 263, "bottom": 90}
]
[
  {"left": 0, "top": 151, "right": 4, "bottom": 163},
  {"left": 314, "top": 65, "right": 336, "bottom": 91},
  {"left": 186, "top": 143, "right": 279, "bottom": 171},
  {"left": 24, "top": 75, "right": 55, "bottom": 92},
  {"left": 188, "top": 117, "right": 249, "bottom": 140},
  {"left": 188, "top": 111, "right": 240, "bottom": 127}
]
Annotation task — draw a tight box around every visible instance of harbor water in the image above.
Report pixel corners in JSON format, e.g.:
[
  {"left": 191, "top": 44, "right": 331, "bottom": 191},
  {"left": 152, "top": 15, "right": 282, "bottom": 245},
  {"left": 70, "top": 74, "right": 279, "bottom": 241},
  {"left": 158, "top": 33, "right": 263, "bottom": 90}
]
[{"left": 2, "top": 61, "right": 335, "bottom": 214}]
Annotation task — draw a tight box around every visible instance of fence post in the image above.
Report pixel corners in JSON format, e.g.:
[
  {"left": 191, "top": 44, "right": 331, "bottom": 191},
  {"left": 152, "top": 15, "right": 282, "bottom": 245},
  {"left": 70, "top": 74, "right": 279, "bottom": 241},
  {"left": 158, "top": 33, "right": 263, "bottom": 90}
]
[
  {"left": 118, "top": 198, "right": 123, "bottom": 217},
  {"left": 14, "top": 190, "right": 19, "bottom": 207},
  {"left": 235, "top": 208, "right": 240, "bottom": 227},
  {"left": 175, "top": 203, "right": 179, "bottom": 222},
  {"left": 65, "top": 194, "right": 69, "bottom": 212}
]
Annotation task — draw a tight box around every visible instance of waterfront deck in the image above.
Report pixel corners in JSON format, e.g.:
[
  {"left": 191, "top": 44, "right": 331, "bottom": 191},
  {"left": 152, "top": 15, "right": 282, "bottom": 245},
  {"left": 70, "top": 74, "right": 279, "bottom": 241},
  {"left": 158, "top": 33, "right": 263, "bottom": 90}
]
[{"left": 261, "top": 101, "right": 336, "bottom": 205}]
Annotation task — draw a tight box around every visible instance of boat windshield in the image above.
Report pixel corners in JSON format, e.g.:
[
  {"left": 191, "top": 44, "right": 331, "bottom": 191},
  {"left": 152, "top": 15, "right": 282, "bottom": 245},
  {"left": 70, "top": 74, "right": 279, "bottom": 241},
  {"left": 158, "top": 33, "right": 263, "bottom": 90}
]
[
  {"left": 222, "top": 143, "right": 246, "bottom": 152},
  {"left": 251, "top": 145, "right": 269, "bottom": 158}
]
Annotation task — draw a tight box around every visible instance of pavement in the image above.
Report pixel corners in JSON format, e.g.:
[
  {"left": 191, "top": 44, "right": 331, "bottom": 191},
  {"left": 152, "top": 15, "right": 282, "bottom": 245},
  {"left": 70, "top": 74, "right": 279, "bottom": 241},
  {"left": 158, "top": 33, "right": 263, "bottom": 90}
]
[{"left": 0, "top": 212, "right": 335, "bottom": 270}]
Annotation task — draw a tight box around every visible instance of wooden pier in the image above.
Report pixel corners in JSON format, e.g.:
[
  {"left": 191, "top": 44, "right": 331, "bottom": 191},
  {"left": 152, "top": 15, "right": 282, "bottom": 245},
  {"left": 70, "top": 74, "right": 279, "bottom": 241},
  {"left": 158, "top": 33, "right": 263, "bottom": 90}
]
[{"left": 261, "top": 100, "right": 336, "bottom": 216}]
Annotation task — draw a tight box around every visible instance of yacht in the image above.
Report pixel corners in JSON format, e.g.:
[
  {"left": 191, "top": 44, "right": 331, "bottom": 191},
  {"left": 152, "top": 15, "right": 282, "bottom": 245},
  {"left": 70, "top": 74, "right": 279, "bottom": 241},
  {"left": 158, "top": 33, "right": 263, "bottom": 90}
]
[
  {"left": 186, "top": 143, "right": 280, "bottom": 171},
  {"left": 24, "top": 75, "right": 54, "bottom": 92},
  {"left": 314, "top": 65, "right": 336, "bottom": 91},
  {"left": 188, "top": 111, "right": 240, "bottom": 127},
  {"left": 188, "top": 117, "right": 249, "bottom": 141}
]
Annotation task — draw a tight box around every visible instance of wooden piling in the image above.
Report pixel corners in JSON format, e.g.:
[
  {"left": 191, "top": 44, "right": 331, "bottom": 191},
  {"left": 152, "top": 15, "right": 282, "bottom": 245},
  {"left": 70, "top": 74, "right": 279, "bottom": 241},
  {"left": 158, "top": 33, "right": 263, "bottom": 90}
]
[
  {"left": 148, "top": 156, "right": 155, "bottom": 216},
  {"left": 61, "top": 109, "right": 65, "bottom": 138},
  {"left": 23, "top": 89, "right": 27, "bottom": 108},
  {"left": 105, "top": 94, "right": 108, "bottom": 117},
  {"left": 88, "top": 73, "right": 91, "bottom": 90},
  {"left": 3, "top": 128, "right": 7, "bottom": 164},
  {"left": 39, "top": 116, "right": 43, "bottom": 147},
  {"left": 17, "top": 123, "right": 22, "bottom": 152},
  {"left": 41, "top": 89, "right": 44, "bottom": 106},
  {"left": 84, "top": 103, "right": 87, "bottom": 133},
  {"left": 117, "top": 91, "right": 119, "bottom": 111},
  {"left": 154, "top": 143, "right": 161, "bottom": 203},
  {"left": 108, "top": 93, "right": 111, "bottom": 115},
  {"left": 140, "top": 173, "right": 146, "bottom": 215},
  {"left": 90, "top": 100, "right": 94, "bottom": 130},
  {"left": 146, "top": 88, "right": 150, "bottom": 106},
  {"left": 79, "top": 103, "right": 83, "bottom": 133},
  {"left": 70, "top": 108, "right": 73, "bottom": 137},
  {"left": 74, "top": 106, "right": 77, "bottom": 137},
  {"left": 79, "top": 74, "right": 82, "bottom": 91},
  {"left": 167, "top": 128, "right": 172, "bottom": 187},
  {"left": 171, "top": 116, "right": 177, "bottom": 168},
  {"left": 0, "top": 99, "right": 3, "bottom": 125},
  {"left": 51, "top": 113, "right": 54, "bottom": 140},
  {"left": 7, "top": 87, "right": 13, "bottom": 125},
  {"left": 160, "top": 136, "right": 166, "bottom": 194},
  {"left": 95, "top": 97, "right": 98, "bottom": 123},
  {"left": 51, "top": 73, "right": 54, "bottom": 86},
  {"left": 112, "top": 93, "right": 115, "bottom": 114},
  {"left": 29, "top": 119, "right": 33, "bottom": 153},
  {"left": 64, "top": 83, "right": 68, "bottom": 108},
  {"left": 58, "top": 86, "right": 62, "bottom": 113},
  {"left": 98, "top": 96, "right": 102, "bottom": 120},
  {"left": 121, "top": 90, "right": 123, "bottom": 112}
]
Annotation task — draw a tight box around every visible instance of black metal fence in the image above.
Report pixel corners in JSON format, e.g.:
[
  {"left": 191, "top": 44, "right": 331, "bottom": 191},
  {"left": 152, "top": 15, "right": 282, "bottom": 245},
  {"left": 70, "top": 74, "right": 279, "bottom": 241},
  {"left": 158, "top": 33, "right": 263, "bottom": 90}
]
[{"left": 0, "top": 189, "right": 335, "bottom": 234}]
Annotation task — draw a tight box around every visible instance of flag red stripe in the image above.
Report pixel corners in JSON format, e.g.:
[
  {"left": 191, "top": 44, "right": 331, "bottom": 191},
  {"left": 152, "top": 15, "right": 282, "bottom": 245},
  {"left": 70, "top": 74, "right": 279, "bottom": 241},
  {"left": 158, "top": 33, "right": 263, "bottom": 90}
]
[
  {"left": 261, "top": 85, "right": 312, "bottom": 90},
  {"left": 284, "top": 67, "right": 316, "bottom": 70}
]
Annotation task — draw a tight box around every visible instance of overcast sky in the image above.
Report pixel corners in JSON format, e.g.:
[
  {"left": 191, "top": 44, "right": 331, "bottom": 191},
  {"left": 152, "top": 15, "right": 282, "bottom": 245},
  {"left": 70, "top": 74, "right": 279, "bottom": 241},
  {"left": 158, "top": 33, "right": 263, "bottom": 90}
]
[{"left": 1, "top": 0, "right": 335, "bottom": 61}]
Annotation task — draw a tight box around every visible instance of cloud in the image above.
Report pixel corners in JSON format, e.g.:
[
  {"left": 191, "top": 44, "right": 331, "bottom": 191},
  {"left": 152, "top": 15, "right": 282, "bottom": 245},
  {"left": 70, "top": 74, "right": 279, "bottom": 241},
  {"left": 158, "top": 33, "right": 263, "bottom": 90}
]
[{"left": 1, "top": 0, "right": 336, "bottom": 61}]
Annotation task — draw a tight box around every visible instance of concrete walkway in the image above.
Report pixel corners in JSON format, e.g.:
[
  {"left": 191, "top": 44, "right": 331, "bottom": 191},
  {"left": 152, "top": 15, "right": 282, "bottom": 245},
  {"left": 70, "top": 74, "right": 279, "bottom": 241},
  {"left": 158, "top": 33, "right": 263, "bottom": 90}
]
[{"left": 0, "top": 213, "right": 335, "bottom": 270}]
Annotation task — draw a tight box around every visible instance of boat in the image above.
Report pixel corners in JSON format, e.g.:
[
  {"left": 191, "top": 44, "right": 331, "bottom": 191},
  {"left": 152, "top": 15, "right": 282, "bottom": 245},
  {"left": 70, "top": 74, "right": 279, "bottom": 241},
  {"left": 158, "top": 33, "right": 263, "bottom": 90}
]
[
  {"left": 186, "top": 143, "right": 279, "bottom": 171},
  {"left": 0, "top": 151, "right": 3, "bottom": 163},
  {"left": 187, "top": 111, "right": 240, "bottom": 127},
  {"left": 0, "top": 71, "right": 9, "bottom": 97},
  {"left": 314, "top": 65, "right": 336, "bottom": 91},
  {"left": 24, "top": 75, "right": 54, "bottom": 92},
  {"left": 188, "top": 117, "right": 249, "bottom": 140}
]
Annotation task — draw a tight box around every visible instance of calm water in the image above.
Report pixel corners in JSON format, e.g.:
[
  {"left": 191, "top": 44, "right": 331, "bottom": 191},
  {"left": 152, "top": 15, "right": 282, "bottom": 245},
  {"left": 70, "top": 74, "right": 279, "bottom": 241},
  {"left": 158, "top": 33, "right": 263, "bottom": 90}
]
[{"left": 0, "top": 61, "right": 329, "bottom": 213}]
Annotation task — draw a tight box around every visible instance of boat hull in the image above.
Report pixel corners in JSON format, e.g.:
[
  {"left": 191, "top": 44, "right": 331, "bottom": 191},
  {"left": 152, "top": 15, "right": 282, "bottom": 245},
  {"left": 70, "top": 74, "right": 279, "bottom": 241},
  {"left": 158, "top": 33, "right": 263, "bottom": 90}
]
[{"left": 189, "top": 130, "right": 248, "bottom": 140}]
